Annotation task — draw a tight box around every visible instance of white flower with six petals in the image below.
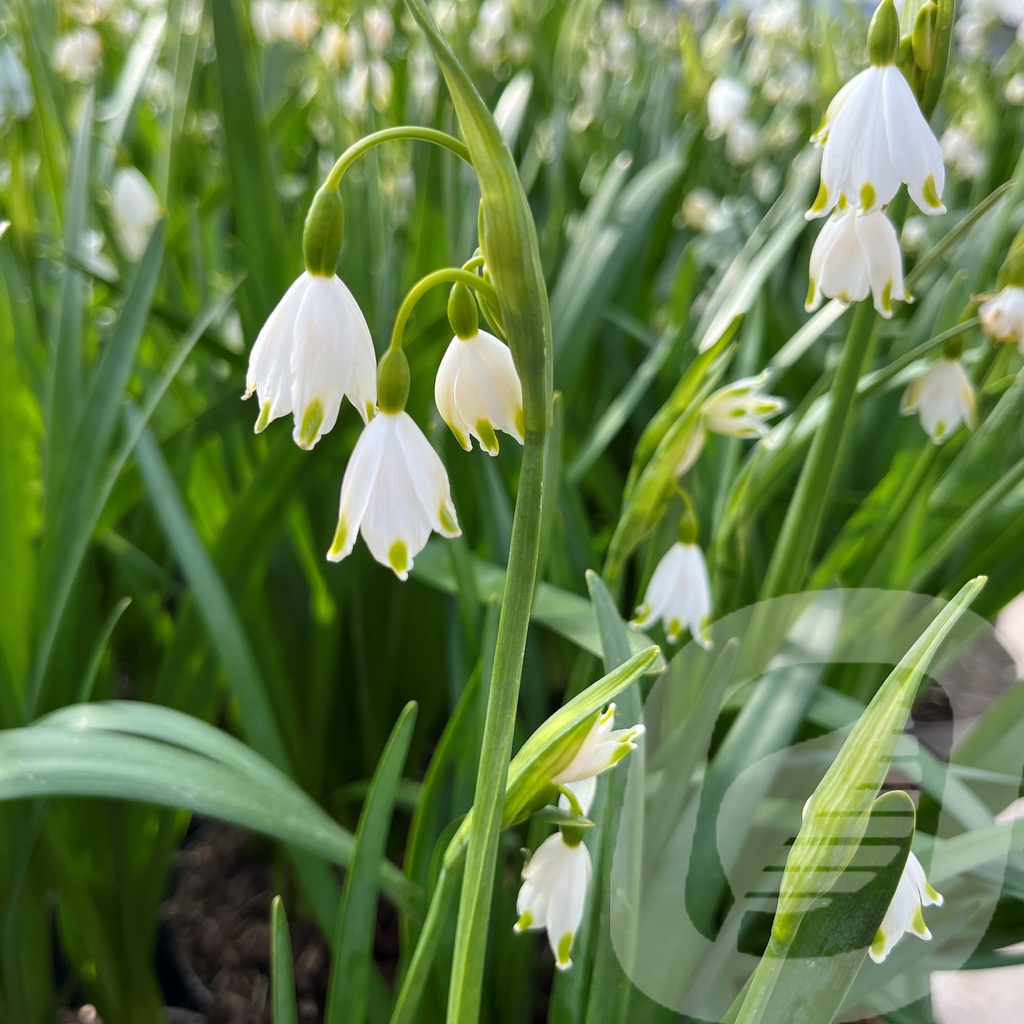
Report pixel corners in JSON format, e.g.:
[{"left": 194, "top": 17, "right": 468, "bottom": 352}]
[
  {"left": 634, "top": 542, "right": 712, "bottom": 648},
  {"left": 245, "top": 271, "right": 377, "bottom": 449},
  {"left": 869, "top": 851, "right": 943, "bottom": 963},
  {"left": 434, "top": 329, "right": 524, "bottom": 455},
  {"left": 327, "top": 410, "right": 461, "bottom": 579},
  {"left": 514, "top": 831, "right": 592, "bottom": 971},
  {"left": 979, "top": 286, "right": 1024, "bottom": 349},
  {"left": 808, "top": 64, "right": 945, "bottom": 219},
  {"left": 806, "top": 205, "right": 908, "bottom": 318},
  {"left": 900, "top": 358, "right": 976, "bottom": 444}
]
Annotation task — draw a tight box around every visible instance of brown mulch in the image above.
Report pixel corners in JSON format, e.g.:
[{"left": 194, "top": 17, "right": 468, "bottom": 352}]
[{"left": 161, "top": 823, "right": 331, "bottom": 1024}]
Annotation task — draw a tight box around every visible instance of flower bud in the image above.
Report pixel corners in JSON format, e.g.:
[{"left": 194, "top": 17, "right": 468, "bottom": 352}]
[
  {"left": 867, "top": 0, "right": 900, "bottom": 67},
  {"left": 302, "top": 186, "right": 344, "bottom": 276},
  {"left": 912, "top": 2, "right": 938, "bottom": 71},
  {"left": 447, "top": 281, "right": 479, "bottom": 340},
  {"left": 377, "top": 348, "right": 411, "bottom": 413}
]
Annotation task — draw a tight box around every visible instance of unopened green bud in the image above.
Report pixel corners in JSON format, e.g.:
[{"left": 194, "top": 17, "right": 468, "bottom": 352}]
[
  {"left": 867, "top": 0, "right": 901, "bottom": 66},
  {"left": 447, "top": 282, "right": 479, "bottom": 340},
  {"left": 377, "top": 348, "right": 411, "bottom": 414},
  {"left": 912, "top": 2, "right": 938, "bottom": 70},
  {"left": 303, "top": 186, "right": 344, "bottom": 276}
]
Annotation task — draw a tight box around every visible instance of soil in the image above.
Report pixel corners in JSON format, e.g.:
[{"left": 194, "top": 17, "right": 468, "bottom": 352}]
[{"left": 161, "top": 822, "right": 332, "bottom": 1024}]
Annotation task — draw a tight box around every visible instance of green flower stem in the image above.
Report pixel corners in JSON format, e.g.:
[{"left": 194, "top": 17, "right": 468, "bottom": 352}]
[
  {"left": 759, "top": 301, "right": 878, "bottom": 600},
  {"left": 390, "top": 865, "right": 461, "bottom": 1024},
  {"left": 399, "top": 4, "right": 554, "bottom": 1022},
  {"left": 388, "top": 268, "right": 498, "bottom": 354},
  {"left": 324, "top": 127, "right": 472, "bottom": 190}
]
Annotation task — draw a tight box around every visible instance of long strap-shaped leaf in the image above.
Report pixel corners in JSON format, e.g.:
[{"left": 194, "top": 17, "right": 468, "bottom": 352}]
[
  {"left": 271, "top": 896, "right": 299, "bottom": 1024},
  {"left": 325, "top": 703, "right": 418, "bottom": 1024}
]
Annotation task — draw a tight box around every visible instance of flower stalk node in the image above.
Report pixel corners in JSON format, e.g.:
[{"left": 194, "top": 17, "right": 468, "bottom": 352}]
[
  {"left": 448, "top": 281, "right": 479, "bottom": 340},
  {"left": 868, "top": 0, "right": 901, "bottom": 67},
  {"left": 302, "top": 186, "right": 345, "bottom": 276},
  {"left": 378, "top": 348, "right": 411, "bottom": 414}
]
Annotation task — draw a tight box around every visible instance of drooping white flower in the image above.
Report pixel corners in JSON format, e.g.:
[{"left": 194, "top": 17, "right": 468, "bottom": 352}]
[
  {"left": 725, "top": 120, "right": 758, "bottom": 166},
  {"left": 276, "top": 0, "right": 320, "bottom": 46},
  {"left": 53, "top": 28, "right": 102, "bottom": 83},
  {"left": 808, "top": 65, "right": 945, "bottom": 219},
  {"left": 940, "top": 124, "right": 986, "bottom": 182},
  {"left": 514, "top": 832, "right": 592, "bottom": 970},
  {"left": 251, "top": 0, "right": 282, "bottom": 44},
  {"left": 706, "top": 77, "right": 750, "bottom": 138},
  {"left": 900, "top": 358, "right": 977, "bottom": 444},
  {"left": 633, "top": 542, "right": 712, "bottom": 648},
  {"left": 978, "top": 286, "right": 1024, "bottom": 348},
  {"left": 363, "top": 6, "right": 394, "bottom": 53},
  {"left": 110, "top": 167, "right": 161, "bottom": 262},
  {"left": 245, "top": 272, "right": 377, "bottom": 448},
  {"left": 550, "top": 704, "right": 645, "bottom": 789},
  {"left": 806, "top": 205, "right": 908, "bottom": 318},
  {"left": 434, "top": 330, "right": 524, "bottom": 455},
  {"left": 327, "top": 411, "right": 461, "bottom": 579},
  {"left": 703, "top": 373, "right": 785, "bottom": 440},
  {"left": 869, "top": 851, "right": 943, "bottom": 963}
]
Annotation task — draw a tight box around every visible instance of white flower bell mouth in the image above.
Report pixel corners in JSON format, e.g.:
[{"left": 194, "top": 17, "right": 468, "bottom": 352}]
[
  {"left": 244, "top": 270, "right": 378, "bottom": 449},
  {"left": 514, "top": 832, "right": 592, "bottom": 971},
  {"left": 808, "top": 65, "right": 946, "bottom": 219},
  {"left": 550, "top": 704, "right": 645, "bottom": 788},
  {"left": 634, "top": 540, "right": 713, "bottom": 648},
  {"left": 327, "top": 409, "right": 461, "bottom": 579},
  {"left": 806, "top": 204, "right": 908, "bottom": 318},
  {"left": 900, "top": 357, "right": 977, "bottom": 444},
  {"left": 978, "top": 285, "right": 1024, "bottom": 347},
  {"left": 110, "top": 167, "right": 162, "bottom": 263},
  {"left": 245, "top": 186, "right": 378, "bottom": 450},
  {"left": 869, "top": 851, "right": 943, "bottom": 963},
  {"left": 435, "top": 329, "right": 525, "bottom": 455},
  {"left": 806, "top": 0, "right": 945, "bottom": 220}
]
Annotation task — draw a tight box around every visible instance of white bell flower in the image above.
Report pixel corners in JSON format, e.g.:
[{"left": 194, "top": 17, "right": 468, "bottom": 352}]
[
  {"left": 110, "top": 167, "right": 161, "bottom": 262},
  {"left": 703, "top": 373, "right": 785, "bottom": 440},
  {"left": 245, "top": 272, "right": 377, "bottom": 449},
  {"left": 900, "top": 358, "right": 976, "bottom": 444},
  {"left": 706, "top": 77, "right": 750, "bottom": 138},
  {"left": 869, "top": 851, "right": 943, "bottom": 963},
  {"left": 808, "top": 65, "right": 945, "bottom": 219},
  {"left": 550, "top": 704, "right": 645, "bottom": 789},
  {"left": 434, "top": 329, "right": 524, "bottom": 455},
  {"left": 53, "top": 28, "right": 102, "bottom": 83},
  {"left": 327, "top": 411, "right": 461, "bottom": 579},
  {"left": 363, "top": 6, "right": 394, "bottom": 53},
  {"left": 633, "top": 542, "right": 712, "bottom": 648},
  {"left": 514, "top": 832, "right": 592, "bottom": 970},
  {"left": 806, "top": 205, "right": 908, "bottom": 318},
  {"left": 978, "top": 286, "right": 1024, "bottom": 349}
]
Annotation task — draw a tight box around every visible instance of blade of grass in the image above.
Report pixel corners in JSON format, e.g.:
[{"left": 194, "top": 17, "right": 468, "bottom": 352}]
[{"left": 325, "top": 703, "right": 418, "bottom": 1024}]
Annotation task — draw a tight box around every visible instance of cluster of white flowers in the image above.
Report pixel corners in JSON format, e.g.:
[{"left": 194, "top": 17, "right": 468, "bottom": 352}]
[
  {"left": 245, "top": 189, "right": 524, "bottom": 579},
  {"left": 514, "top": 705, "right": 644, "bottom": 969}
]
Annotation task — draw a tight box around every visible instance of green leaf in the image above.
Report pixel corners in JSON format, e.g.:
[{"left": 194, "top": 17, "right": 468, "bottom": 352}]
[
  {"left": 2, "top": 704, "right": 418, "bottom": 914},
  {"left": 130, "top": 416, "right": 290, "bottom": 771},
  {"left": 325, "top": 702, "right": 418, "bottom": 1024},
  {"left": 776, "top": 577, "right": 984, "bottom": 933},
  {"left": 210, "top": 0, "right": 288, "bottom": 327},
  {"left": 271, "top": 896, "right": 299, "bottom": 1024},
  {"left": 731, "top": 791, "right": 916, "bottom": 1024}
]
